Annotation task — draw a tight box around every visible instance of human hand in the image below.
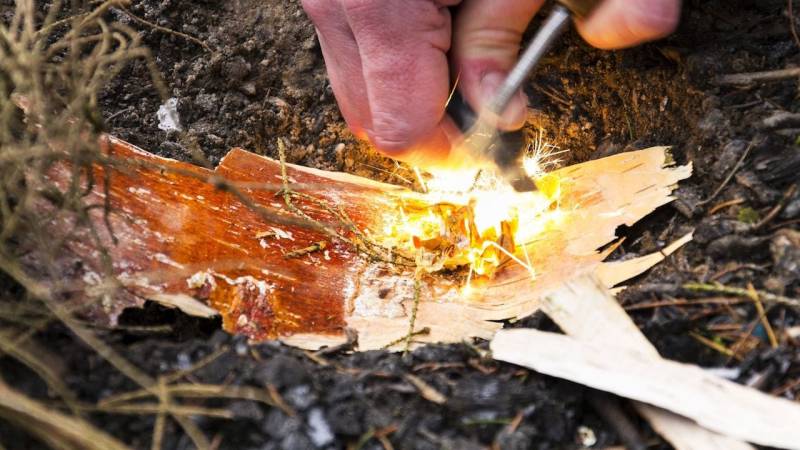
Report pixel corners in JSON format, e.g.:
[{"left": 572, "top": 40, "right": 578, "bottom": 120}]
[{"left": 301, "top": 0, "right": 682, "bottom": 167}]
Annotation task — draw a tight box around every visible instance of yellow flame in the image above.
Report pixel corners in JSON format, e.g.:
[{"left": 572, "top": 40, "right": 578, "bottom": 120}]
[{"left": 379, "top": 134, "right": 566, "bottom": 283}]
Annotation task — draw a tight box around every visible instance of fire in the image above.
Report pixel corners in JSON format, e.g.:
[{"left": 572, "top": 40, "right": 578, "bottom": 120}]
[{"left": 379, "top": 134, "right": 566, "bottom": 281}]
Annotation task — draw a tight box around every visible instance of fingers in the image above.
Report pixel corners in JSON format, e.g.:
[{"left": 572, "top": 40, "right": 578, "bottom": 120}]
[
  {"left": 577, "top": 0, "right": 682, "bottom": 49},
  {"left": 303, "top": 0, "right": 463, "bottom": 166},
  {"left": 342, "top": 0, "right": 457, "bottom": 162},
  {"left": 451, "top": 0, "right": 545, "bottom": 130},
  {"left": 301, "top": 0, "right": 371, "bottom": 139},
  {"left": 303, "top": 0, "right": 683, "bottom": 169}
]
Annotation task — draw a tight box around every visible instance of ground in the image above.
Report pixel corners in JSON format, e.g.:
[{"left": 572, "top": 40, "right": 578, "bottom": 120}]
[{"left": 1, "top": 0, "right": 799, "bottom": 449}]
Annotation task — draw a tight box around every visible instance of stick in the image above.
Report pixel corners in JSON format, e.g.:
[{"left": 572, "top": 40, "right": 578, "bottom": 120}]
[
  {"left": 528, "top": 274, "right": 755, "bottom": 450},
  {"left": 683, "top": 282, "right": 800, "bottom": 309},
  {"left": 0, "top": 378, "right": 131, "bottom": 450},
  {"left": 716, "top": 67, "right": 800, "bottom": 85},
  {"left": 492, "top": 327, "right": 800, "bottom": 449}
]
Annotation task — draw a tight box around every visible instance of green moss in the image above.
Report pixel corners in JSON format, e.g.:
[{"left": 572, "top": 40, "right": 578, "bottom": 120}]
[{"left": 737, "top": 207, "right": 760, "bottom": 224}]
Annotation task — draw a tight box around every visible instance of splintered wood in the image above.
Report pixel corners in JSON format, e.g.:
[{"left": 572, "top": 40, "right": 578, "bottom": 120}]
[{"left": 40, "top": 136, "right": 690, "bottom": 350}]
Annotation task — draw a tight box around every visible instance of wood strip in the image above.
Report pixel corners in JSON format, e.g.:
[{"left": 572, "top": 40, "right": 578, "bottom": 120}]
[
  {"left": 508, "top": 274, "right": 755, "bottom": 450},
  {"left": 36, "top": 137, "right": 691, "bottom": 351},
  {"left": 492, "top": 327, "right": 796, "bottom": 448}
]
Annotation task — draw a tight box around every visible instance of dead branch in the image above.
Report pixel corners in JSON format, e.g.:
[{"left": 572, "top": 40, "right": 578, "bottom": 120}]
[
  {"left": 716, "top": 67, "right": 800, "bottom": 86},
  {"left": 0, "top": 332, "right": 81, "bottom": 417},
  {"left": 0, "top": 377, "right": 131, "bottom": 450},
  {"left": 116, "top": 6, "right": 213, "bottom": 52},
  {"left": 683, "top": 282, "right": 800, "bottom": 310},
  {"left": 535, "top": 274, "right": 754, "bottom": 449},
  {"left": 493, "top": 327, "right": 800, "bottom": 449},
  {"left": 753, "top": 184, "right": 798, "bottom": 230}
]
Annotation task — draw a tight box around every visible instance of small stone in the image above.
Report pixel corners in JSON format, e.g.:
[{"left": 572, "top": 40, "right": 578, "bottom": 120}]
[
  {"left": 174, "top": 352, "right": 191, "bottom": 370},
  {"left": 241, "top": 82, "right": 257, "bottom": 96},
  {"left": 577, "top": 425, "right": 597, "bottom": 447},
  {"left": 157, "top": 98, "right": 182, "bottom": 132},
  {"left": 263, "top": 409, "right": 302, "bottom": 439},
  {"left": 284, "top": 384, "right": 316, "bottom": 410},
  {"left": 280, "top": 432, "right": 314, "bottom": 450},
  {"left": 229, "top": 400, "right": 264, "bottom": 421},
  {"left": 694, "top": 216, "right": 752, "bottom": 244},
  {"left": 770, "top": 229, "right": 800, "bottom": 292},
  {"left": 759, "top": 111, "right": 800, "bottom": 130},
  {"left": 254, "top": 355, "right": 309, "bottom": 389},
  {"left": 698, "top": 108, "right": 729, "bottom": 138},
  {"left": 325, "top": 401, "right": 364, "bottom": 436},
  {"left": 707, "top": 235, "right": 769, "bottom": 259},
  {"left": 781, "top": 193, "right": 800, "bottom": 219},
  {"left": 671, "top": 187, "right": 702, "bottom": 219},
  {"left": 307, "top": 408, "right": 334, "bottom": 447},
  {"left": 224, "top": 56, "right": 252, "bottom": 83}
]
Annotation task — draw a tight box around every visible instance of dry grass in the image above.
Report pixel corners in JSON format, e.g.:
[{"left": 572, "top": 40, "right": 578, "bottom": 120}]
[{"left": 0, "top": 2, "right": 277, "bottom": 449}]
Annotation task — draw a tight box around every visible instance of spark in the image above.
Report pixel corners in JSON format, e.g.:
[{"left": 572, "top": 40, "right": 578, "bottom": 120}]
[
  {"left": 464, "top": 266, "right": 474, "bottom": 295},
  {"left": 414, "top": 167, "right": 428, "bottom": 193},
  {"left": 482, "top": 241, "right": 536, "bottom": 280},
  {"left": 383, "top": 132, "right": 563, "bottom": 285}
]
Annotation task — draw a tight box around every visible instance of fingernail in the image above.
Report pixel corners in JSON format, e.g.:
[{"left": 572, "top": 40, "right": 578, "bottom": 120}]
[{"left": 479, "top": 72, "right": 527, "bottom": 130}]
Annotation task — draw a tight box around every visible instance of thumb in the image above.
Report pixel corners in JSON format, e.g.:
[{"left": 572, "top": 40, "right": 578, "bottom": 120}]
[{"left": 451, "top": 0, "right": 545, "bottom": 130}]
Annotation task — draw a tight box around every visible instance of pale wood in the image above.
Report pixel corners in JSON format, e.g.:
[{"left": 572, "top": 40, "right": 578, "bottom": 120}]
[
  {"left": 37, "top": 136, "right": 691, "bottom": 352},
  {"left": 499, "top": 274, "right": 755, "bottom": 450},
  {"left": 595, "top": 231, "right": 694, "bottom": 289},
  {"left": 492, "top": 327, "right": 797, "bottom": 448}
]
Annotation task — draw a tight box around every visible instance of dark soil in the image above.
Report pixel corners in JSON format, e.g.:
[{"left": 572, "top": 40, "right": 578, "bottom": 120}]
[{"left": 2, "top": 0, "right": 800, "bottom": 449}]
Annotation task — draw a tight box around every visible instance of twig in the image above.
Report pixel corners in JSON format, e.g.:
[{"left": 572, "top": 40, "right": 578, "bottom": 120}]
[
  {"left": 710, "top": 263, "right": 768, "bottom": 281},
  {"left": 708, "top": 197, "right": 744, "bottom": 215},
  {"left": 266, "top": 384, "right": 297, "bottom": 417},
  {"left": 404, "top": 279, "right": 422, "bottom": 353},
  {"left": 404, "top": 374, "right": 446, "bottom": 405},
  {"left": 753, "top": 184, "right": 798, "bottom": 230},
  {"left": 0, "top": 333, "right": 82, "bottom": 417},
  {"left": 697, "top": 143, "right": 753, "bottom": 207},
  {"left": 690, "top": 331, "right": 737, "bottom": 358},
  {"left": 771, "top": 218, "right": 800, "bottom": 230},
  {"left": 683, "top": 282, "right": 800, "bottom": 309},
  {"left": 100, "top": 383, "right": 276, "bottom": 408},
  {"left": 0, "top": 257, "right": 212, "bottom": 450},
  {"left": 716, "top": 67, "right": 800, "bottom": 86},
  {"left": 117, "top": 6, "right": 212, "bottom": 52},
  {"left": 0, "top": 378, "right": 131, "bottom": 450},
  {"left": 380, "top": 327, "right": 430, "bottom": 351},
  {"left": 728, "top": 314, "right": 763, "bottom": 363},
  {"left": 374, "top": 425, "right": 397, "bottom": 450},
  {"left": 772, "top": 377, "right": 800, "bottom": 396},
  {"left": 284, "top": 240, "right": 326, "bottom": 259},
  {"left": 624, "top": 297, "right": 746, "bottom": 311},
  {"left": 314, "top": 327, "right": 358, "bottom": 356},
  {"left": 748, "top": 283, "right": 778, "bottom": 349},
  {"left": 162, "top": 346, "right": 229, "bottom": 384},
  {"left": 151, "top": 379, "right": 167, "bottom": 450},
  {"left": 89, "top": 402, "right": 233, "bottom": 418}
]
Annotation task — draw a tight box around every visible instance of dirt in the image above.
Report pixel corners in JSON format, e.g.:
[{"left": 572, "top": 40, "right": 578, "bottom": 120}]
[{"left": 2, "top": 0, "right": 800, "bottom": 449}]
